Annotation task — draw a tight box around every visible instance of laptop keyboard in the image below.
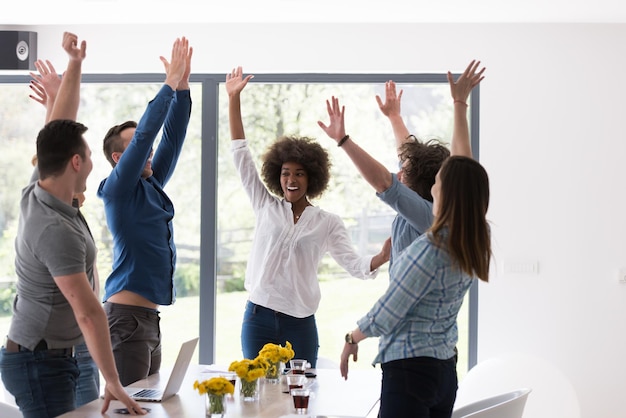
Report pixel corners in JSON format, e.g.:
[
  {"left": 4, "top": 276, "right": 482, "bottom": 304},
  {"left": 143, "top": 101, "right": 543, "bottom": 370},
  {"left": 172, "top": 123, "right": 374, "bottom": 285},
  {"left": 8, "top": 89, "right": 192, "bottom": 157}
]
[{"left": 133, "top": 389, "right": 162, "bottom": 398}]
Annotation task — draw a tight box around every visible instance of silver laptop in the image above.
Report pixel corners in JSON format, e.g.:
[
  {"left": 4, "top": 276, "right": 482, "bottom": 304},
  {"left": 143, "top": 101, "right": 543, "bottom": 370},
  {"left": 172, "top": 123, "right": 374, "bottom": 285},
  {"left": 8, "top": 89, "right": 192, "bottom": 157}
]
[{"left": 125, "top": 337, "right": 199, "bottom": 402}]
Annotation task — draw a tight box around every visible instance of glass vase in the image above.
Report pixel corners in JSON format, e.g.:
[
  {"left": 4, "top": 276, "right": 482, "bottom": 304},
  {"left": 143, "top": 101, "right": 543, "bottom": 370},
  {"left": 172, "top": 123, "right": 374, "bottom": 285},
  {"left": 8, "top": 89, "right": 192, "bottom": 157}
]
[
  {"left": 240, "top": 378, "right": 259, "bottom": 401},
  {"left": 265, "top": 360, "right": 282, "bottom": 384},
  {"left": 206, "top": 392, "right": 226, "bottom": 417}
]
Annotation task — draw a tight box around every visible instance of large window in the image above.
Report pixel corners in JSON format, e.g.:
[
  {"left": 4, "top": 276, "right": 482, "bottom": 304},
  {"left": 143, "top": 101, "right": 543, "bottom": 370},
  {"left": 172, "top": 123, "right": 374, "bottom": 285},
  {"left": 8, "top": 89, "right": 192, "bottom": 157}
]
[
  {"left": 0, "top": 72, "right": 478, "bottom": 379},
  {"left": 0, "top": 78, "right": 203, "bottom": 365}
]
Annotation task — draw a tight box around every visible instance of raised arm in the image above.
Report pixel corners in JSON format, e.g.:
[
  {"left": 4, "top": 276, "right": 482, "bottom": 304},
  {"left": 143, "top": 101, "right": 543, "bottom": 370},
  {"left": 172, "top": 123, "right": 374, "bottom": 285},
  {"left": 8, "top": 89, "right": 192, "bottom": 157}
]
[
  {"left": 318, "top": 96, "right": 393, "bottom": 193},
  {"left": 29, "top": 60, "right": 62, "bottom": 123},
  {"left": 225, "top": 66, "right": 254, "bottom": 140},
  {"left": 150, "top": 37, "right": 193, "bottom": 186},
  {"left": 376, "top": 80, "right": 412, "bottom": 150},
  {"left": 447, "top": 60, "right": 486, "bottom": 158},
  {"left": 48, "top": 32, "right": 86, "bottom": 122}
]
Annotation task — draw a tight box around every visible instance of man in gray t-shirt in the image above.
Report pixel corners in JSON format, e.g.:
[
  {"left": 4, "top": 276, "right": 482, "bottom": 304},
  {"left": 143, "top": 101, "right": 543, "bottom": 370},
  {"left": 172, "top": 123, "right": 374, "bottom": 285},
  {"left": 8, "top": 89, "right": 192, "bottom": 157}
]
[{"left": 0, "top": 32, "right": 144, "bottom": 418}]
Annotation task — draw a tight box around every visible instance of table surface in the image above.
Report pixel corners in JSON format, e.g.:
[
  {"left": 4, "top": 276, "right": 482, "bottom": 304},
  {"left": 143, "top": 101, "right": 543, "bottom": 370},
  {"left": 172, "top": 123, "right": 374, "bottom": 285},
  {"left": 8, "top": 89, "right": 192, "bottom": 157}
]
[{"left": 58, "top": 365, "right": 382, "bottom": 418}]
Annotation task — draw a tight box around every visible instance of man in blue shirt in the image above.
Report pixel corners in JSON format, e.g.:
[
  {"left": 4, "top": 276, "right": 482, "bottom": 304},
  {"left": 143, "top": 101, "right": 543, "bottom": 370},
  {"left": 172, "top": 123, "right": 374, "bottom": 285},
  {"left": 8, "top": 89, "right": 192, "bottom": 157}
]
[{"left": 97, "top": 37, "right": 193, "bottom": 386}]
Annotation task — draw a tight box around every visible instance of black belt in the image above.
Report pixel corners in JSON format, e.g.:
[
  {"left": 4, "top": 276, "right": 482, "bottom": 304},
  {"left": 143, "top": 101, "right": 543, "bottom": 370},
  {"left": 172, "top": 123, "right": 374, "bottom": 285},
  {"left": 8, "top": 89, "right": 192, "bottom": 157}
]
[
  {"left": 249, "top": 301, "right": 284, "bottom": 315},
  {"left": 5, "top": 338, "right": 74, "bottom": 356},
  {"left": 248, "top": 301, "right": 312, "bottom": 319}
]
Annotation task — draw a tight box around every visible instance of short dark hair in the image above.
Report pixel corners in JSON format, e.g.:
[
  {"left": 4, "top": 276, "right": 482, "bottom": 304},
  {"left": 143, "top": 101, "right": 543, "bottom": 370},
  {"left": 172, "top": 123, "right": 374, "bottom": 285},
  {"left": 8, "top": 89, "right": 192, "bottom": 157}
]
[
  {"left": 430, "top": 156, "right": 491, "bottom": 282},
  {"left": 261, "top": 136, "right": 331, "bottom": 200},
  {"left": 36, "top": 119, "right": 88, "bottom": 180},
  {"left": 398, "top": 138, "right": 450, "bottom": 202},
  {"left": 103, "top": 120, "right": 137, "bottom": 167}
]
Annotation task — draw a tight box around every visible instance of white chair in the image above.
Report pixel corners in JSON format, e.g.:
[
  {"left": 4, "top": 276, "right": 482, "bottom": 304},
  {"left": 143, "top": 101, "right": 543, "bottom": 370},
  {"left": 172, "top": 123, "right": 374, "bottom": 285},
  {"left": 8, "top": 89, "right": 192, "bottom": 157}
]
[
  {"left": 451, "top": 388, "right": 531, "bottom": 418},
  {"left": 454, "top": 353, "right": 580, "bottom": 417}
]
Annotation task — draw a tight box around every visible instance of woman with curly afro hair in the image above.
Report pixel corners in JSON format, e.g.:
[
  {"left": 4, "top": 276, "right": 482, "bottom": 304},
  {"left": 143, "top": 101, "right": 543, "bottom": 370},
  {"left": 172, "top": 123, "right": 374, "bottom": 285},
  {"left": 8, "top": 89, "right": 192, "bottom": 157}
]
[
  {"left": 226, "top": 66, "right": 390, "bottom": 367},
  {"left": 260, "top": 135, "right": 330, "bottom": 202}
]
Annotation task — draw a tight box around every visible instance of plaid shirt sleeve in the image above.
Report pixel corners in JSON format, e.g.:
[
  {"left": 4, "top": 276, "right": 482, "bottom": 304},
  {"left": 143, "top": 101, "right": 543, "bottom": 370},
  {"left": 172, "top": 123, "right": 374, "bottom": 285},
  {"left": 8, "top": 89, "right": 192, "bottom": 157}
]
[{"left": 357, "top": 234, "right": 441, "bottom": 338}]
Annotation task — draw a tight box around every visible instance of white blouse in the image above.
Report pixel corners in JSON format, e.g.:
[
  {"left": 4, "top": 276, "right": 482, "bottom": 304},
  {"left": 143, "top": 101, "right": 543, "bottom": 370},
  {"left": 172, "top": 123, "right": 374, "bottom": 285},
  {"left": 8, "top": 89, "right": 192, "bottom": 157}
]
[{"left": 232, "top": 139, "right": 377, "bottom": 318}]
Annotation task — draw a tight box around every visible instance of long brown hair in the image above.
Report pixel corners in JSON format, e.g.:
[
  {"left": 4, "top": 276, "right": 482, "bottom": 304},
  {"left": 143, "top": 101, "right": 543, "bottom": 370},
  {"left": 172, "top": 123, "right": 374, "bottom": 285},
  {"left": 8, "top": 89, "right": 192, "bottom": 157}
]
[{"left": 429, "top": 156, "right": 491, "bottom": 282}]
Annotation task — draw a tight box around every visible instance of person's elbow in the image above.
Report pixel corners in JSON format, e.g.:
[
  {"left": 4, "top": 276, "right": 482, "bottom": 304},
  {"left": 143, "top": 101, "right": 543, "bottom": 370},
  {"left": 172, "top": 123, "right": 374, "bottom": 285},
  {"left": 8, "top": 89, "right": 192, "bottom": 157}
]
[{"left": 372, "top": 173, "right": 393, "bottom": 194}]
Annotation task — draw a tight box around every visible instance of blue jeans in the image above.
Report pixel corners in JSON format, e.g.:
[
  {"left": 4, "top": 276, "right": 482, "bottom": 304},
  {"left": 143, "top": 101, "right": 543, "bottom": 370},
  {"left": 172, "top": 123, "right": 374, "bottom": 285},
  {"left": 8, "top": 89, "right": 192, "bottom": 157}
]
[
  {"left": 0, "top": 346, "right": 79, "bottom": 418},
  {"left": 74, "top": 343, "right": 100, "bottom": 407},
  {"left": 241, "top": 301, "right": 319, "bottom": 368},
  {"left": 104, "top": 302, "right": 162, "bottom": 386},
  {"left": 379, "top": 356, "right": 458, "bottom": 418}
]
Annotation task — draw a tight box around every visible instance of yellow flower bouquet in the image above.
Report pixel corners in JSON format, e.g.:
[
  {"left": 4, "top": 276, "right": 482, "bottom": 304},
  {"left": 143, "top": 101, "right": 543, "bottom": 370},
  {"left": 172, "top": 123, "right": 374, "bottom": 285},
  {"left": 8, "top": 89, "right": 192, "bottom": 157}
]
[
  {"left": 259, "top": 341, "right": 295, "bottom": 364},
  {"left": 228, "top": 356, "right": 270, "bottom": 401},
  {"left": 258, "top": 341, "right": 295, "bottom": 382},
  {"left": 193, "top": 376, "right": 234, "bottom": 415}
]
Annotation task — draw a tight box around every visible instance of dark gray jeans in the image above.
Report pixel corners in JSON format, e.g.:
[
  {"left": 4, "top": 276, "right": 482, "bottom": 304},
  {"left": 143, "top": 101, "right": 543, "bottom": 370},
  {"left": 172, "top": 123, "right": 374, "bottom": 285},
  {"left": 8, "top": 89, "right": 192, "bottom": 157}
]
[{"left": 104, "top": 302, "right": 161, "bottom": 386}]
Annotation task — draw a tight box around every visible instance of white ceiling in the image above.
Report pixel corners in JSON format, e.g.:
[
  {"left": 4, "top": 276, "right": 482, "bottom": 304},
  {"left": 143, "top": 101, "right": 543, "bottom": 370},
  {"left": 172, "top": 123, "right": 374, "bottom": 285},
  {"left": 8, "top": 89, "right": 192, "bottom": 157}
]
[{"left": 2, "top": 0, "right": 626, "bottom": 25}]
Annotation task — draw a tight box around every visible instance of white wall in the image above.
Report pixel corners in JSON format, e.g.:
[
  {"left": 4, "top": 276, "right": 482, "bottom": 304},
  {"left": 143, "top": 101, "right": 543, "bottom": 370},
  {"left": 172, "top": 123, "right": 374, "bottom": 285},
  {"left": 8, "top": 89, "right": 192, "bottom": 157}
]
[{"left": 2, "top": 22, "right": 625, "bottom": 417}]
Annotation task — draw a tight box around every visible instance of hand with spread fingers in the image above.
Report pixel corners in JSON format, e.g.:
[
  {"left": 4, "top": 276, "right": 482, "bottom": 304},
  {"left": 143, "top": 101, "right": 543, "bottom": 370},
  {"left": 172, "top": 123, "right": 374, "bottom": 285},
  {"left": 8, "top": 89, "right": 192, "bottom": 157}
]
[
  {"left": 376, "top": 80, "right": 403, "bottom": 119},
  {"left": 225, "top": 66, "right": 254, "bottom": 97},
  {"left": 317, "top": 95, "right": 347, "bottom": 144},
  {"left": 28, "top": 60, "right": 61, "bottom": 113},
  {"left": 447, "top": 59, "right": 486, "bottom": 105}
]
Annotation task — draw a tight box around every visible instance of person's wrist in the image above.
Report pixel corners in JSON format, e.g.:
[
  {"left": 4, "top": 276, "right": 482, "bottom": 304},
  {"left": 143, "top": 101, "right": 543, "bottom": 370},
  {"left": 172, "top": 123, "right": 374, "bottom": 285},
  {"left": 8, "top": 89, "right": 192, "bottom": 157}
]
[
  {"left": 454, "top": 99, "right": 468, "bottom": 107},
  {"left": 345, "top": 331, "right": 356, "bottom": 344},
  {"left": 337, "top": 134, "right": 350, "bottom": 147}
]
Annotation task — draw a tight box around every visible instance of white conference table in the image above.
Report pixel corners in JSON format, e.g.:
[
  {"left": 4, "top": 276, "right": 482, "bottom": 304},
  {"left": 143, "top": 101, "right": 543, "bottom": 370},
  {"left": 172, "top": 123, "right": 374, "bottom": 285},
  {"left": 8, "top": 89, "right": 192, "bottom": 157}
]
[{"left": 59, "top": 365, "right": 381, "bottom": 418}]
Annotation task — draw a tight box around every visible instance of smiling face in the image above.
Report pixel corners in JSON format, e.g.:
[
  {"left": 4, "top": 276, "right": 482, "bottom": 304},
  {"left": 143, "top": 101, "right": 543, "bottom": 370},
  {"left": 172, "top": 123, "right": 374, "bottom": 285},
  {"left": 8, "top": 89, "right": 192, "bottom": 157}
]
[
  {"left": 280, "top": 161, "right": 309, "bottom": 203},
  {"left": 76, "top": 138, "right": 93, "bottom": 194}
]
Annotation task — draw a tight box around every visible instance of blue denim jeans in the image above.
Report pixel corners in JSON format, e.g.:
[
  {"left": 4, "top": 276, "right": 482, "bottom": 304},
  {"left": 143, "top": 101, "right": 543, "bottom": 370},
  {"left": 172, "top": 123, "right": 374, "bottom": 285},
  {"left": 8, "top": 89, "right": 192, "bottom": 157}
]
[
  {"left": 0, "top": 346, "right": 79, "bottom": 418},
  {"left": 241, "top": 301, "right": 319, "bottom": 367},
  {"left": 74, "top": 343, "right": 100, "bottom": 407},
  {"left": 379, "top": 356, "right": 458, "bottom": 418}
]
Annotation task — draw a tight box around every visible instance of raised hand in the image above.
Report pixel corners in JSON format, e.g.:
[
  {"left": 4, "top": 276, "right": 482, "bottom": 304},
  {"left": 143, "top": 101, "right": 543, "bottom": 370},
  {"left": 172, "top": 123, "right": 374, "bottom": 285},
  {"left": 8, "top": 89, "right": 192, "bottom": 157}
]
[
  {"left": 317, "top": 96, "right": 346, "bottom": 143},
  {"left": 61, "top": 31, "right": 87, "bottom": 63},
  {"left": 161, "top": 37, "right": 188, "bottom": 90},
  {"left": 225, "top": 66, "right": 254, "bottom": 97},
  {"left": 447, "top": 59, "right": 486, "bottom": 105},
  {"left": 29, "top": 60, "right": 61, "bottom": 109},
  {"left": 449, "top": 60, "right": 485, "bottom": 158},
  {"left": 177, "top": 37, "right": 193, "bottom": 91},
  {"left": 375, "top": 80, "right": 403, "bottom": 118}
]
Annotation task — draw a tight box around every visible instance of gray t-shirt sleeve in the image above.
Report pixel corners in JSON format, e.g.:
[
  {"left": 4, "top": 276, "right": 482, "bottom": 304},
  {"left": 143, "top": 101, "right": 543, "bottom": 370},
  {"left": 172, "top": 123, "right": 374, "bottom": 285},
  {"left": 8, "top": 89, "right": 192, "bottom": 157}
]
[{"left": 36, "top": 220, "right": 87, "bottom": 278}]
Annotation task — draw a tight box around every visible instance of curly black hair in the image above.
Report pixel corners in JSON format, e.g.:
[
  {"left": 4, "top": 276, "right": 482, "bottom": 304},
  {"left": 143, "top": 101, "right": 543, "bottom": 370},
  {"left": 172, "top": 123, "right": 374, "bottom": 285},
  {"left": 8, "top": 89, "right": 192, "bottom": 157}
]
[
  {"left": 261, "top": 136, "right": 331, "bottom": 199},
  {"left": 399, "top": 138, "right": 450, "bottom": 202}
]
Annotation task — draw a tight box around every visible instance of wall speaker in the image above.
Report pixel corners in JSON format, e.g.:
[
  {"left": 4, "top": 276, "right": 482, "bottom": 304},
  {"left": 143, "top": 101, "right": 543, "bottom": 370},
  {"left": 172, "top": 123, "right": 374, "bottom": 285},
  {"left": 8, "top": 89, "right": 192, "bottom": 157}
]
[{"left": 0, "top": 31, "right": 37, "bottom": 70}]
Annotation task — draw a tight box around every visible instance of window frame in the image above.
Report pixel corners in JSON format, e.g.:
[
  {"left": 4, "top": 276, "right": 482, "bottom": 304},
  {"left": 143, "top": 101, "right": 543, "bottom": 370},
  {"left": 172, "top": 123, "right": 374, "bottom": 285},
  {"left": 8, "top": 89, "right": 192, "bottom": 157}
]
[{"left": 0, "top": 72, "right": 480, "bottom": 370}]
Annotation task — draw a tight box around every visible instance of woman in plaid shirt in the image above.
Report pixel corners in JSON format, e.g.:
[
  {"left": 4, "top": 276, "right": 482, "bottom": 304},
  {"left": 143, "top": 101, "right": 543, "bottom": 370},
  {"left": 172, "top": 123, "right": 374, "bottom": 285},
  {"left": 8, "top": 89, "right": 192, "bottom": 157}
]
[{"left": 339, "top": 62, "right": 491, "bottom": 418}]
